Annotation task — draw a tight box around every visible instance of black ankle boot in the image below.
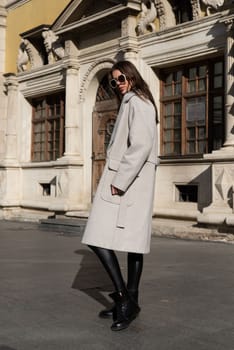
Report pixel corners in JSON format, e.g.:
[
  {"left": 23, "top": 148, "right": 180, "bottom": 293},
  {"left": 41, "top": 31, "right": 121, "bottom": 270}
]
[
  {"left": 98, "top": 289, "right": 140, "bottom": 319},
  {"left": 99, "top": 305, "right": 115, "bottom": 319},
  {"left": 109, "top": 291, "right": 140, "bottom": 331},
  {"left": 128, "top": 289, "right": 139, "bottom": 305}
]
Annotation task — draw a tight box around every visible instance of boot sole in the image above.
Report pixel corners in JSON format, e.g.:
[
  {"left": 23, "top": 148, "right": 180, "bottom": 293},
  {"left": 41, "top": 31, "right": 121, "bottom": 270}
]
[{"left": 110, "top": 310, "right": 140, "bottom": 331}]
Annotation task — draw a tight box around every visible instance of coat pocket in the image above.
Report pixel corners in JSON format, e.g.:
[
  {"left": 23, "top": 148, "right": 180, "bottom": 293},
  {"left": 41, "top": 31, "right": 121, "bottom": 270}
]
[
  {"left": 100, "top": 167, "right": 121, "bottom": 205},
  {"left": 108, "top": 158, "right": 120, "bottom": 171},
  {"left": 100, "top": 158, "right": 133, "bottom": 206}
]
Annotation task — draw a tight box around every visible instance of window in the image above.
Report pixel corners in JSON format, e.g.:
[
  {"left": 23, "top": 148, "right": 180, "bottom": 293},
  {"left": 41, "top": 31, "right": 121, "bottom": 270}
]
[
  {"left": 31, "top": 93, "right": 65, "bottom": 161},
  {"left": 169, "top": 0, "right": 192, "bottom": 24},
  {"left": 160, "top": 58, "right": 224, "bottom": 156},
  {"left": 175, "top": 185, "right": 198, "bottom": 202}
]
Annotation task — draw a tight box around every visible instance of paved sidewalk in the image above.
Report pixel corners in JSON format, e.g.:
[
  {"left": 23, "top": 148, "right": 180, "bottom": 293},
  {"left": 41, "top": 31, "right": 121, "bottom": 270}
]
[{"left": 1, "top": 220, "right": 234, "bottom": 350}]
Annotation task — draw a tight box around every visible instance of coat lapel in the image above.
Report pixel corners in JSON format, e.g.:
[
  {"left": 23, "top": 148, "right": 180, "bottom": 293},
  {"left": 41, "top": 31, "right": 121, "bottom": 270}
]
[{"left": 107, "top": 92, "right": 135, "bottom": 150}]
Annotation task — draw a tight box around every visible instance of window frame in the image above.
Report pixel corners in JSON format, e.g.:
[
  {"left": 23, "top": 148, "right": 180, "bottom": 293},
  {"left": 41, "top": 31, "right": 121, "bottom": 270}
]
[
  {"left": 160, "top": 57, "right": 224, "bottom": 158},
  {"left": 31, "top": 93, "right": 65, "bottom": 162}
]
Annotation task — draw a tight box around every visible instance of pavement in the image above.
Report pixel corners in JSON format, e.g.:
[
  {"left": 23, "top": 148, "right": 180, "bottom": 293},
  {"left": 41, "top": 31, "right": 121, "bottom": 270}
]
[{"left": 1, "top": 219, "right": 234, "bottom": 350}]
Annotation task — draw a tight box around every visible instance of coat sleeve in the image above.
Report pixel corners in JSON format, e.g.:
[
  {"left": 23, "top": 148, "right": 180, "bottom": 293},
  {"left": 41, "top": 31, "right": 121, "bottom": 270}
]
[{"left": 111, "top": 96, "right": 156, "bottom": 192}]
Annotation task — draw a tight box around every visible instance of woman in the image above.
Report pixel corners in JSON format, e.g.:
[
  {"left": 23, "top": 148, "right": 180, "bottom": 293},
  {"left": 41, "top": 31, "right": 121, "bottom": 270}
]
[{"left": 82, "top": 60, "right": 159, "bottom": 331}]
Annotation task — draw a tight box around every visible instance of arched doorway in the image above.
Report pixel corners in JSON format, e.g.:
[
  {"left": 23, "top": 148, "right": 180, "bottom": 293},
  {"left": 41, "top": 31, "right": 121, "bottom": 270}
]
[{"left": 92, "top": 74, "right": 118, "bottom": 197}]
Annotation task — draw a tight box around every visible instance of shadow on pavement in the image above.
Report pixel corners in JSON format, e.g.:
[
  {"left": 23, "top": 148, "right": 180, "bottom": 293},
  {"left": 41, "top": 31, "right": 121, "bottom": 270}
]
[{"left": 72, "top": 249, "right": 113, "bottom": 308}]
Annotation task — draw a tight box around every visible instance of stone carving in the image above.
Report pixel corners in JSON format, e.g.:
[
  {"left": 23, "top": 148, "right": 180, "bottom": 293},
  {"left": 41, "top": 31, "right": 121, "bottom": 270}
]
[
  {"left": 191, "top": 0, "right": 201, "bottom": 20},
  {"left": 17, "top": 39, "right": 43, "bottom": 72},
  {"left": 136, "top": 0, "right": 157, "bottom": 35},
  {"left": 17, "top": 39, "right": 29, "bottom": 72},
  {"left": 157, "top": 0, "right": 176, "bottom": 29},
  {"left": 136, "top": 0, "right": 176, "bottom": 35},
  {"left": 214, "top": 167, "right": 233, "bottom": 204},
  {"left": 135, "top": 0, "right": 226, "bottom": 35},
  {"left": 201, "top": 0, "right": 225, "bottom": 15},
  {"left": 57, "top": 172, "right": 69, "bottom": 197},
  {"left": 42, "top": 29, "right": 65, "bottom": 64}
]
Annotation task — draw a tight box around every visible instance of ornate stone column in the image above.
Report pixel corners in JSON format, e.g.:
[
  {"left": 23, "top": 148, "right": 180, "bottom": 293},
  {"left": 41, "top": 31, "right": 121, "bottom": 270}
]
[
  {"left": 0, "top": 2, "right": 7, "bottom": 159},
  {"left": 0, "top": 73, "right": 21, "bottom": 208},
  {"left": 61, "top": 58, "right": 81, "bottom": 160},
  {"left": 51, "top": 58, "right": 83, "bottom": 213},
  {"left": 223, "top": 18, "right": 234, "bottom": 148},
  {"left": 119, "top": 16, "right": 139, "bottom": 64},
  {"left": 3, "top": 74, "right": 19, "bottom": 165}
]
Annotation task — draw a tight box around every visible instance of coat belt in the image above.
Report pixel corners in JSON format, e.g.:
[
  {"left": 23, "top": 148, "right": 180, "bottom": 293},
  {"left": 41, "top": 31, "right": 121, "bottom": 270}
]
[{"left": 116, "top": 196, "right": 128, "bottom": 228}]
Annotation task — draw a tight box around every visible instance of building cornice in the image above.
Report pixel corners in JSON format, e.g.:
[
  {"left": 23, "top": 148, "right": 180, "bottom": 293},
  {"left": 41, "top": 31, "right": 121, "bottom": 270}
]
[
  {"left": 5, "top": 0, "right": 30, "bottom": 10},
  {"left": 17, "top": 59, "right": 66, "bottom": 97},
  {"left": 139, "top": 12, "right": 226, "bottom": 67}
]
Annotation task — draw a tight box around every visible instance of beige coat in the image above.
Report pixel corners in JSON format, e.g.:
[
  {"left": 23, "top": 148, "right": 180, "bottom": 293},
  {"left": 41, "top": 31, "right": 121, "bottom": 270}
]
[{"left": 82, "top": 91, "right": 159, "bottom": 254}]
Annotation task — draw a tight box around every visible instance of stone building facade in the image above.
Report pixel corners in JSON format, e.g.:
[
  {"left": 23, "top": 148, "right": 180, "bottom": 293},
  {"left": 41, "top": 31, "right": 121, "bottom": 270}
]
[{"left": 1, "top": 0, "right": 234, "bottom": 227}]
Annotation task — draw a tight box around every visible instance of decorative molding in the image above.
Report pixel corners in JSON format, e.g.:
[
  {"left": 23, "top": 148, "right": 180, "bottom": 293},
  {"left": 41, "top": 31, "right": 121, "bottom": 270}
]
[
  {"left": 53, "top": 0, "right": 141, "bottom": 32},
  {"left": 191, "top": 0, "right": 201, "bottom": 20},
  {"left": 0, "top": 4, "right": 7, "bottom": 24},
  {"left": 214, "top": 166, "right": 234, "bottom": 204},
  {"left": 62, "top": 57, "right": 80, "bottom": 71},
  {"left": 55, "top": 5, "right": 129, "bottom": 35},
  {"left": 17, "top": 61, "right": 65, "bottom": 97},
  {"left": 79, "top": 58, "right": 115, "bottom": 102},
  {"left": 119, "top": 35, "right": 139, "bottom": 54},
  {"left": 5, "top": 0, "right": 30, "bottom": 10},
  {"left": 3, "top": 73, "right": 18, "bottom": 93},
  {"left": 52, "top": 0, "right": 82, "bottom": 30},
  {"left": 139, "top": 11, "right": 224, "bottom": 66}
]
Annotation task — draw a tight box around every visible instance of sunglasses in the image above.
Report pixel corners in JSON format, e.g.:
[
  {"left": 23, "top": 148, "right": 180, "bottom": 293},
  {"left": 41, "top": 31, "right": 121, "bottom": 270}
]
[{"left": 110, "top": 74, "right": 127, "bottom": 89}]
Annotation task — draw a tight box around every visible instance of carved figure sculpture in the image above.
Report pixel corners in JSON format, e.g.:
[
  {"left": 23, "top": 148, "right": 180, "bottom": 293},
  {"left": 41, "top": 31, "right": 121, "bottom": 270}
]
[
  {"left": 156, "top": 0, "right": 176, "bottom": 29},
  {"left": 42, "top": 30, "right": 65, "bottom": 64},
  {"left": 136, "top": 0, "right": 157, "bottom": 35},
  {"left": 17, "top": 39, "right": 43, "bottom": 71},
  {"left": 201, "top": 0, "right": 225, "bottom": 15},
  {"left": 17, "top": 39, "right": 29, "bottom": 72},
  {"left": 136, "top": 0, "right": 176, "bottom": 35}
]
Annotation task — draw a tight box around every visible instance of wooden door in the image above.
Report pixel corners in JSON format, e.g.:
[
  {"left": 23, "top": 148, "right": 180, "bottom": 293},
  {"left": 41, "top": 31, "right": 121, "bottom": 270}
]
[
  {"left": 92, "top": 101, "right": 117, "bottom": 196},
  {"left": 92, "top": 74, "right": 118, "bottom": 197}
]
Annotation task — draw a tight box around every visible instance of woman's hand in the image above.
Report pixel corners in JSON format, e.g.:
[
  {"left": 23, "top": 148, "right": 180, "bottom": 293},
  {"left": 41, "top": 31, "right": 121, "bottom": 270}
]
[{"left": 111, "top": 185, "right": 124, "bottom": 196}]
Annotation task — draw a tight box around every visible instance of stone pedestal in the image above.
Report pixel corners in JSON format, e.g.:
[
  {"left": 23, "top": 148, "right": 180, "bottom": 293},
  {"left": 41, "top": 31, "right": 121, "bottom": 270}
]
[{"left": 197, "top": 161, "right": 234, "bottom": 225}]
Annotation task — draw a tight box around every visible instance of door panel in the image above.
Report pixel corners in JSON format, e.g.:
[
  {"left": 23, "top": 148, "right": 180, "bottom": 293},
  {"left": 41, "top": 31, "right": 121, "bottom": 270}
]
[{"left": 92, "top": 105, "right": 117, "bottom": 196}]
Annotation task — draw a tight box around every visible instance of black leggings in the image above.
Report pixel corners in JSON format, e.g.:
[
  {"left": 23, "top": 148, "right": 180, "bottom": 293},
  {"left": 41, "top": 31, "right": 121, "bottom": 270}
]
[{"left": 88, "top": 245, "right": 143, "bottom": 294}]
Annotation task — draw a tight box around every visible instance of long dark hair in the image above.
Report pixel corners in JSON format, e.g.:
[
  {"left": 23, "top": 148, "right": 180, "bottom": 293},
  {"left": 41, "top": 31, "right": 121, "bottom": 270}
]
[{"left": 110, "top": 60, "right": 158, "bottom": 123}]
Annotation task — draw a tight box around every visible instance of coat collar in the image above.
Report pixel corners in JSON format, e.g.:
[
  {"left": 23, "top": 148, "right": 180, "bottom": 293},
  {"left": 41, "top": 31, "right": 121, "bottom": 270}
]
[{"left": 122, "top": 91, "right": 136, "bottom": 103}]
